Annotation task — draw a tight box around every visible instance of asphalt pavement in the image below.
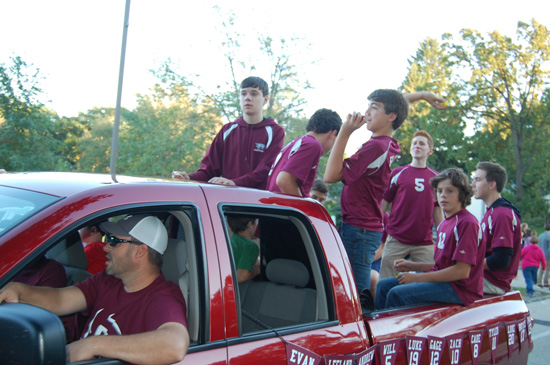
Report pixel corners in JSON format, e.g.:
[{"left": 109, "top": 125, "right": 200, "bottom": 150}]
[{"left": 512, "top": 268, "right": 550, "bottom": 365}]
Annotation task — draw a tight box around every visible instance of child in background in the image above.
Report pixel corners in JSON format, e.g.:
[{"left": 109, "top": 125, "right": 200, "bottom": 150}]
[{"left": 521, "top": 235, "right": 546, "bottom": 297}]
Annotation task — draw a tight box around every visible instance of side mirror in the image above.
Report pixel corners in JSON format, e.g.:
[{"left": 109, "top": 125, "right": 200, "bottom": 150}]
[{"left": 0, "top": 303, "right": 66, "bottom": 364}]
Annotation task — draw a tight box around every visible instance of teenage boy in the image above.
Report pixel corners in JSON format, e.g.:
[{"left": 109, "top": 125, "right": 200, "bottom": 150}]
[
  {"left": 379, "top": 130, "right": 443, "bottom": 279},
  {"left": 172, "top": 76, "right": 284, "bottom": 189},
  {"left": 472, "top": 161, "right": 522, "bottom": 295},
  {"left": 309, "top": 179, "right": 329, "bottom": 204},
  {"left": 266, "top": 109, "right": 342, "bottom": 197},
  {"left": 375, "top": 168, "right": 484, "bottom": 309},
  {"left": 324, "top": 90, "right": 447, "bottom": 294}
]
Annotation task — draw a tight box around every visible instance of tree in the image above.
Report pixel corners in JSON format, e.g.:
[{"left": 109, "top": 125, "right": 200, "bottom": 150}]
[
  {"left": 116, "top": 65, "right": 223, "bottom": 177},
  {"left": 76, "top": 107, "right": 127, "bottom": 173},
  {"left": 194, "top": 7, "right": 313, "bottom": 142},
  {"left": 448, "top": 19, "right": 550, "bottom": 217},
  {"left": 0, "top": 56, "right": 68, "bottom": 171},
  {"left": 397, "top": 38, "right": 469, "bottom": 173}
]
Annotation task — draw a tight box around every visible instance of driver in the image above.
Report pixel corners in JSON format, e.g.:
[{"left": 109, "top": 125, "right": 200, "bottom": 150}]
[{"left": 0, "top": 214, "right": 189, "bottom": 364}]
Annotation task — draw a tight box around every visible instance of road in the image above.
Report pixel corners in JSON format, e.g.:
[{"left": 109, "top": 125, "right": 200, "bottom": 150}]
[
  {"left": 512, "top": 272, "right": 550, "bottom": 365},
  {"left": 525, "top": 292, "right": 550, "bottom": 365}
]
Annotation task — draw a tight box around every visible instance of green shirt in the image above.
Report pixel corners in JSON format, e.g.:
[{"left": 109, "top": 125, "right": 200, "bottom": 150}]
[{"left": 230, "top": 234, "right": 259, "bottom": 271}]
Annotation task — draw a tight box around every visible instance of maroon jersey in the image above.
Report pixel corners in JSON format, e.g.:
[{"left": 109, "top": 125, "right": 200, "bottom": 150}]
[
  {"left": 481, "top": 203, "right": 522, "bottom": 292},
  {"left": 76, "top": 272, "right": 187, "bottom": 338},
  {"left": 266, "top": 135, "right": 322, "bottom": 197},
  {"left": 434, "top": 209, "right": 484, "bottom": 306},
  {"left": 189, "top": 116, "right": 284, "bottom": 189},
  {"left": 341, "top": 136, "right": 400, "bottom": 231},
  {"left": 384, "top": 164, "right": 439, "bottom": 245}
]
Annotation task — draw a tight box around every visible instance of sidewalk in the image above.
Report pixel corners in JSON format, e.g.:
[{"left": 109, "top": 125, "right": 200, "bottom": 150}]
[{"left": 511, "top": 268, "right": 550, "bottom": 303}]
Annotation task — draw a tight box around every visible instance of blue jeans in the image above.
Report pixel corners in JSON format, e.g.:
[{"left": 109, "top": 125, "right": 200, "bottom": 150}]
[
  {"left": 375, "top": 277, "right": 463, "bottom": 309},
  {"left": 339, "top": 221, "right": 382, "bottom": 293},
  {"left": 523, "top": 266, "right": 538, "bottom": 295}
]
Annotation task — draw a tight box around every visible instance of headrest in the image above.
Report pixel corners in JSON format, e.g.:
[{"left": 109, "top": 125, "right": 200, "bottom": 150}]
[
  {"left": 162, "top": 239, "right": 188, "bottom": 284},
  {"left": 46, "top": 231, "right": 88, "bottom": 270},
  {"left": 266, "top": 259, "right": 310, "bottom": 288}
]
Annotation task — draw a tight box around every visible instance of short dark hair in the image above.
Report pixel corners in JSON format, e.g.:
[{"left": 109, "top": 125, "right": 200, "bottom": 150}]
[
  {"left": 306, "top": 109, "right": 342, "bottom": 134},
  {"left": 147, "top": 246, "right": 163, "bottom": 268},
  {"left": 430, "top": 168, "right": 473, "bottom": 208},
  {"left": 227, "top": 215, "right": 256, "bottom": 233},
  {"left": 241, "top": 76, "right": 269, "bottom": 96},
  {"left": 476, "top": 161, "right": 508, "bottom": 193},
  {"left": 367, "top": 89, "right": 409, "bottom": 130},
  {"left": 311, "top": 179, "right": 329, "bottom": 194}
]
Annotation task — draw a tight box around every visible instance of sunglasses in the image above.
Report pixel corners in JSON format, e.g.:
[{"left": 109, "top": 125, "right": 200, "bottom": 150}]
[{"left": 106, "top": 234, "right": 143, "bottom": 247}]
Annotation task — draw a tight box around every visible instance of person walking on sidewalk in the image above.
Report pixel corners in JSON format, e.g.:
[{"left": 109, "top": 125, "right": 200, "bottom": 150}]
[
  {"left": 521, "top": 236, "right": 546, "bottom": 297},
  {"left": 537, "top": 224, "right": 550, "bottom": 287}
]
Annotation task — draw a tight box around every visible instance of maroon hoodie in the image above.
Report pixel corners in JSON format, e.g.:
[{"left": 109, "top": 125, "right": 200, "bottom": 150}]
[{"left": 189, "top": 116, "right": 284, "bottom": 189}]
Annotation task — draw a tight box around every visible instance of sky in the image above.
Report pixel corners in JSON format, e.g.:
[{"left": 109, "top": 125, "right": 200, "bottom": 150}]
[{"left": 1, "top": 0, "right": 549, "bottom": 152}]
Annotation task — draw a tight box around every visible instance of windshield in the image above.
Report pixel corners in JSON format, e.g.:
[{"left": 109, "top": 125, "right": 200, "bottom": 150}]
[{"left": 0, "top": 186, "right": 60, "bottom": 237}]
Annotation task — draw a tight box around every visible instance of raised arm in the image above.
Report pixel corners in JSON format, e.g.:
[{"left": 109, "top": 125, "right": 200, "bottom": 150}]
[
  {"left": 324, "top": 113, "right": 365, "bottom": 183},
  {"left": 405, "top": 91, "right": 448, "bottom": 110}
]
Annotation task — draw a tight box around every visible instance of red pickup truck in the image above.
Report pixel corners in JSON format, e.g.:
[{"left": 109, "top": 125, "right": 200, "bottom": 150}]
[{"left": 0, "top": 172, "right": 532, "bottom": 364}]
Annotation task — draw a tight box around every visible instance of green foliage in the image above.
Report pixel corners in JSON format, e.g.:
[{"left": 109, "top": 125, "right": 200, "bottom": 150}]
[
  {"left": 117, "top": 65, "right": 223, "bottom": 177},
  {"left": 0, "top": 56, "right": 68, "bottom": 171},
  {"left": 196, "top": 7, "right": 313, "bottom": 132},
  {"left": 446, "top": 19, "right": 550, "bottom": 217},
  {"left": 397, "top": 38, "right": 470, "bottom": 173},
  {"left": 76, "top": 108, "right": 125, "bottom": 173},
  {"left": 3, "top": 18, "right": 548, "bottom": 222}
]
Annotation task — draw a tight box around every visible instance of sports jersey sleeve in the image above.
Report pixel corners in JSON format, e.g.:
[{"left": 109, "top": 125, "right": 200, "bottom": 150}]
[
  {"left": 488, "top": 209, "right": 517, "bottom": 250},
  {"left": 232, "top": 124, "right": 285, "bottom": 188},
  {"left": 452, "top": 217, "right": 480, "bottom": 266},
  {"left": 382, "top": 166, "right": 402, "bottom": 203},
  {"left": 280, "top": 140, "right": 322, "bottom": 184},
  {"left": 341, "top": 141, "right": 386, "bottom": 186}
]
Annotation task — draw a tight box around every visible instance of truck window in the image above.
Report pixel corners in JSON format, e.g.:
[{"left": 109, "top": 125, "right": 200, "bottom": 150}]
[
  {"left": 222, "top": 207, "right": 334, "bottom": 335},
  {"left": 33, "top": 206, "right": 205, "bottom": 348}
]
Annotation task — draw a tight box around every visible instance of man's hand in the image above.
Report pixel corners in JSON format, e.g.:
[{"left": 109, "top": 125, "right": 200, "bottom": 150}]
[
  {"left": 0, "top": 282, "right": 22, "bottom": 303},
  {"left": 67, "top": 338, "right": 96, "bottom": 362},
  {"left": 172, "top": 171, "right": 190, "bottom": 180},
  {"left": 209, "top": 177, "right": 236, "bottom": 186}
]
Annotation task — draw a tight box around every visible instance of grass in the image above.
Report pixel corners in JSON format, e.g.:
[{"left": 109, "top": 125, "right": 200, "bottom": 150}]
[{"left": 512, "top": 287, "right": 526, "bottom": 294}]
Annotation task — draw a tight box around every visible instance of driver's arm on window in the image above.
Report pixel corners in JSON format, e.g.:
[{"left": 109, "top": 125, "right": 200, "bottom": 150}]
[{"left": 67, "top": 322, "right": 189, "bottom": 363}]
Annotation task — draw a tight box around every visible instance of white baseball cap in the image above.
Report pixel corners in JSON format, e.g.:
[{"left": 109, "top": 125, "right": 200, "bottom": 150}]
[{"left": 100, "top": 215, "right": 168, "bottom": 255}]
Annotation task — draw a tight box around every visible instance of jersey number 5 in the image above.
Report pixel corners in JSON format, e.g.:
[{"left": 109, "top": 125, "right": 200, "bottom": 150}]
[{"left": 415, "top": 178, "right": 425, "bottom": 192}]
